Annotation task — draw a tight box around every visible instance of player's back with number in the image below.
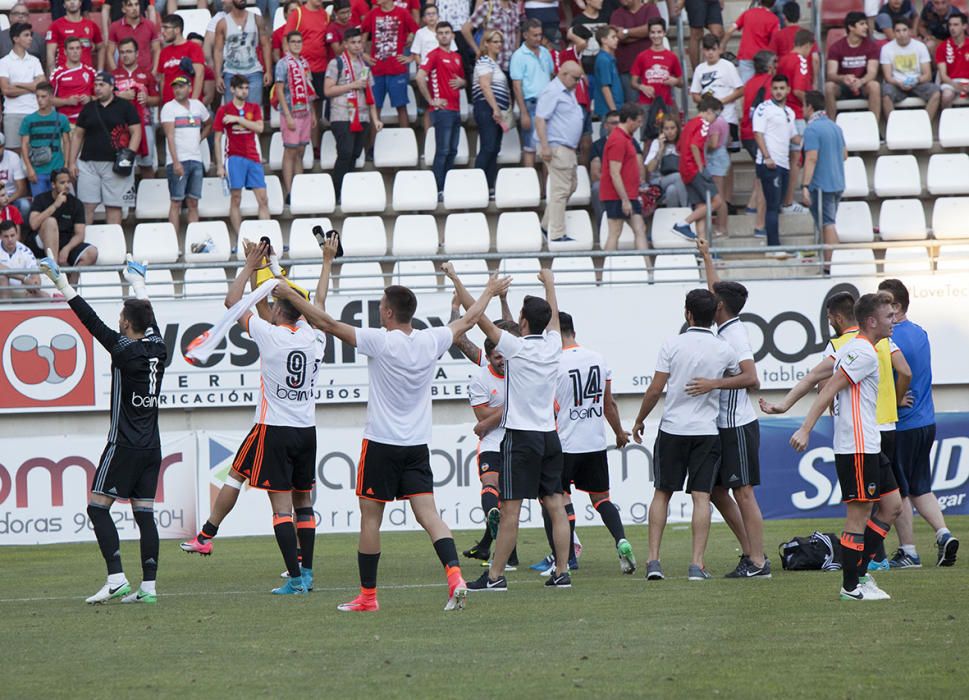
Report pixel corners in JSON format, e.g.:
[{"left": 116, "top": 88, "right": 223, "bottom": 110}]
[
  {"left": 556, "top": 345, "right": 611, "bottom": 452},
  {"left": 248, "top": 316, "right": 322, "bottom": 428}
]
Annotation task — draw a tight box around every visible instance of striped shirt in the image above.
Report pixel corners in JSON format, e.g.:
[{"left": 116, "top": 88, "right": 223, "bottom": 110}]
[
  {"left": 472, "top": 55, "right": 510, "bottom": 110},
  {"left": 716, "top": 317, "right": 757, "bottom": 429},
  {"left": 832, "top": 336, "right": 881, "bottom": 455}
]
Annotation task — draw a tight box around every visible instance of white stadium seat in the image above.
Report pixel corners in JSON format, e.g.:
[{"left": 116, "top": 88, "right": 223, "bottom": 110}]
[
  {"left": 926, "top": 154, "right": 969, "bottom": 195},
  {"left": 392, "top": 170, "right": 438, "bottom": 212},
  {"left": 320, "top": 131, "right": 364, "bottom": 170},
  {"left": 288, "top": 218, "right": 333, "bottom": 260},
  {"left": 495, "top": 167, "right": 541, "bottom": 209},
  {"left": 447, "top": 258, "right": 491, "bottom": 286},
  {"left": 883, "top": 246, "right": 931, "bottom": 274},
  {"left": 834, "top": 201, "right": 875, "bottom": 242},
  {"left": 198, "top": 178, "right": 231, "bottom": 218},
  {"left": 184, "top": 222, "right": 231, "bottom": 262},
  {"left": 497, "top": 127, "right": 522, "bottom": 164},
  {"left": 374, "top": 128, "right": 419, "bottom": 168},
  {"left": 650, "top": 207, "right": 693, "bottom": 248},
  {"left": 175, "top": 10, "right": 211, "bottom": 39},
  {"left": 394, "top": 260, "right": 439, "bottom": 289},
  {"left": 496, "top": 212, "right": 543, "bottom": 252},
  {"left": 547, "top": 210, "right": 594, "bottom": 252},
  {"left": 392, "top": 215, "right": 439, "bottom": 256},
  {"left": 653, "top": 254, "right": 701, "bottom": 282},
  {"left": 135, "top": 179, "right": 170, "bottom": 219},
  {"left": 378, "top": 85, "right": 418, "bottom": 125},
  {"left": 443, "top": 169, "right": 489, "bottom": 210},
  {"left": 830, "top": 248, "right": 877, "bottom": 277},
  {"left": 423, "top": 127, "right": 470, "bottom": 167},
  {"left": 82, "top": 225, "right": 126, "bottom": 265},
  {"left": 599, "top": 212, "right": 637, "bottom": 250},
  {"left": 340, "top": 217, "right": 387, "bottom": 256},
  {"left": 879, "top": 199, "right": 927, "bottom": 240},
  {"left": 240, "top": 176, "right": 284, "bottom": 216},
  {"left": 931, "top": 197, "right": 969, "bottom": 238},
  {"left": 842, "top": 157, "right": 869, "bottom": 198},
  {"left": 290, "top": 174, "right": 336, "bottom": 215},
  {"left": 551, "top": 256, "right": 598, "bottom": 285},
  {"left": 939, "top": 107, "right": 969, "bottom": 148},
  {"left": 544, "top": 166, "right": 592, "bottom": 207},
  {"left": 145, "top": 269, "right": 176, "bottom": 298},
  {"left": 336, "top": 261, "right": 385, "bottom": 292},
  {"left": 80, "top": 271, "right": 123, "bottom": 299},
  {"left": 443, "top": 213, "right": 491, "bottom": 253},
  {"left": 836, "top": 112, "right": 880, "bottom": 151},
  {"left": 340, "top": 172, "right": 386, "bottom": 213},
  {"left": 286, "top": 264, "right": 323, "bottom": 289},
  {"left": 885, "top": 109, "right": 932, "bottom": 150},
  {"left": 936, "top": 244, "right": 969, "bottom": 270},
  {"left": 237, "top": 220, "right": 283, "bottom": 259},
  {"left": 499, "top": 257, "right": 541, "bottom": 277},
  {"left": 268, "top": 133, "right": 313, "bottom": 171},
  {"left": 183, "top": 268, "right": 228, "bottom": 297},
  {"left": 603, "top": 255, "right": 649, "bottom": 284},
  {"left": 133, "top": 223, "right": 179, "bottom": 263},
  {"left": 873, "top": 155, "right": 921, "bottom": 197}
]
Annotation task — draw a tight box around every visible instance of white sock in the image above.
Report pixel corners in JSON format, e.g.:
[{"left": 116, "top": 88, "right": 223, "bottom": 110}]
[
  {"left": 901, "top": 544, "right": 918, "bottom": 557},
  {"left": 674, "top": 220, "right": 687, "bottom": 228},
  {"left": 140, "top": 580, "right": 156, "bottom": 594},
  {"left": 936, "top": 528, "right": 951, "bottom": 542},
  {"left": 107, "top": 572, "right": 127, "bottom": 586}
]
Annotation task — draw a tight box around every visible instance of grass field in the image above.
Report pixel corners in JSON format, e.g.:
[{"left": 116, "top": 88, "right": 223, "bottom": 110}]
[{"left": 2, "top": 516, "right": 967, "bottom": 699}]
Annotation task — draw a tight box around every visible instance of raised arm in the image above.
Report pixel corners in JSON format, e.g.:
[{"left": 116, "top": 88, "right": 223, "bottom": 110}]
[
  {"left": 449, "top": 275, "right": 512, "bottom": 340},
  {"left": 631, "top": 371, "right": 669, "bottom": 444},
  {"left": 38, "top": 252, "right": 120, "bottom": 351},
  {"left": 449, "top": 293, "right": 483, "bottom": 365},
  {"left": 790, "top": 370, "right": 851, "bottom": 451},
  {"left": 539, "top": 268, "right": 559, "bottom": 333},
  {"left": 225, "top": 239, "right": 271, "bottom": 330},
  {"left": 272, "top": 281, "right": 359, "bottom": 347},
  {"left": 696, "top": 237, "right": 720, "bottom": 289},
  {"left": 314, "top": 233, "right": 340, "bottom": 311}
]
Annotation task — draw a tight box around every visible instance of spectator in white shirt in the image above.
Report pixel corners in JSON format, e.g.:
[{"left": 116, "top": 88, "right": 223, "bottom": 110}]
[
  {"left": 161, "top": 75, "right": 212, "bottom": 235},
  {"left": 0, "top": 219, "right": 46, "bottom": 298},
  {"left": 880, "top": 19, "right": 942, "bottom": 122},
  {"left": 0, "top": 23, "right": 46, "bottom": 154}
]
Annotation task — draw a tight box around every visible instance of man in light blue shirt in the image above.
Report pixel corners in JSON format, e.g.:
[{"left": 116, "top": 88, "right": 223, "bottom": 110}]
[
  {"left": 535, "top": 62, "right": 584, "bottom": 242},
  {"left": 509, "top": 18, "right": 554, "bottom": 167},
  {"left": 800, "top": 90, "right": 846, "bottom": 271}
]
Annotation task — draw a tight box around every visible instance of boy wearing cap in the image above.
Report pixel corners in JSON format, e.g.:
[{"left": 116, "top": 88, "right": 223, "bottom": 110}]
[{"left": 161, "top": 75, "right": 211, "bottom": 235}]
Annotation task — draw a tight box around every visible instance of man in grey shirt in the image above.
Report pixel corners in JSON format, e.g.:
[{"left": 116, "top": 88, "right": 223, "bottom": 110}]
[{"left": 535, "top": 61, "right": 584, "bottom": 243}]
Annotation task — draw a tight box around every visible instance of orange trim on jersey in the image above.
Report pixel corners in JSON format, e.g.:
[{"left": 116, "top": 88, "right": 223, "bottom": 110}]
[
  {"left": 250, "top": 424, "right": 268, "bottom": 486},
  {"left": 356, "top": 440, "right": 369, "bottom": 496},
  {"left": 402, "top": 491, "right": 434, "bottom": 499},
  {"left": 232, "top": 425, "right": 259, "bottom": 471},
  {"left": 487, "top": 365, "right": 504, "bottom": 379},
  {"left": 563, "top": 344, "right": 580, "bottom": 349},
  {"left": 296, "top": 520, "right": 316, "bottom": 529},
  {"left": 272, "top": 514, "right": 293, "bottom": 526},
  {"left": 258, "top": 379, "right": 269, "bottom": 424},
  {"left": 280, "top": 323, "right": 300, "bottom": 333},
  {"left": 851, "top": 381, "right": 865, "bottom": 455},
  {"left": 470, "top": 402, "right": 490, "bottom": 408},
  {"left": 866, "top": 518, "right": 888, "bottom": 537}
]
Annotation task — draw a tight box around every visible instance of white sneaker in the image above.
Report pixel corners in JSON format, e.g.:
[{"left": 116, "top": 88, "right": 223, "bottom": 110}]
[
  {"left": 765, "top": 250, "right": 791, "bottom": 260},
  {"left": 121, "top": 587, "right": 158, "bottom": 604},
  {"left": 781, "top": 202, "right": 808, "bottom": 214},
  {"left": 85, "top": 579, "right": 131, "bottom": 604},
  {"left": 860, "top": 575, "right": 891, "bottom": 600}
]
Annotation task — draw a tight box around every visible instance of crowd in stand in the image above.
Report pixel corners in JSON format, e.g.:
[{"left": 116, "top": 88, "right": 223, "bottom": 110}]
[{"left": 1, "top": 0, "right": 968, "bottom": 296}]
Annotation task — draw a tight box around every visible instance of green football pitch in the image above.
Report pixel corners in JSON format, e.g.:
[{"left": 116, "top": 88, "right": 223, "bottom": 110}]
[{"left": 2, "top": 516, "right": 966, "bottom": 698}]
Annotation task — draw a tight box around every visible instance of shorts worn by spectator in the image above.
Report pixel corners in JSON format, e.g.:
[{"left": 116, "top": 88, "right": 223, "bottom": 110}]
[
  {"left": 106, "top": 0, "right": 161, "bottom": 74},
  {"left": 215, "top": 0, "right": 272, "bottom": 107},
  {"left": 28, "top": 168, "right": 97, "bottom": 284},
  {"left": 601, "top": 104, "right": 648, "bottom": 251},
  {"left": 536, "top": 63, "right": 584, "bottom": 242},
  {"left": 214, "top": 75, "right": 268, "bottom": 234},
  {"left": 0, "top": 220, "right": 46, "bottom": 298},
  {"left": 46, "top": 0, "right": 104, "bottom": 70},
  {"left": 275, "top": 32, "right": 317, "bottom": 197},
  {"left": 417, "top": 23, "right": 466, "bottom": 195},
  {"left": 880, "top": 23, "right": 942, "bottom": 122},
  {"left": 0, "top": 5, "right": 49, "bottom": 71},
  {"left": 161, "top": 76, "right": 212, "bottom": 235},
  {"left": 0, "top": 23, "right": 46, "bottom": 152},
  {"left": 510, "top": 20, "right": 554, "bottom": 167},
  {"left": 20, "top": 84, "right": 72, "bottom": 198},
  {"left": 363, "top": 0, "right": 420, "bottom": 127},
  {"left": 680, "top": 0, "right": 724, "bottom": 72}
]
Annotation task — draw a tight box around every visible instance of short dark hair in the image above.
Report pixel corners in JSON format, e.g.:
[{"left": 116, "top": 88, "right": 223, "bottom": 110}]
[
  {"left": 647, "top": 17, "right": 667, "bottom": 31},
  {"left": 0, "top": 220, "right": 16, "bottom": 233},
  {"left": 855, "top": 292, "right": 893, "bottom": 327},
  {"left": 9, "top": 22, "right": 31, "bottom": 39},
  {"left": 713, "top": 281, "right": 749, "bottom": 316},
  {"left": 698, "top": 94, "right": 723, "bottom": 113},
  {"left": 604, "top": 109, "right": 620, "bottom": 121},
  {"left": 595, "top": 25, "right": 616, "bottom": 42},
  {"left": 118, "top": 37, "right": 138, "bottom": 51},
  {"left": 436, "top": 21, "right": 453, "bottom": 31},
  {"left": 702, "top": 34, "right": 720, "bottom": 50},
  {"left": 230, "top": 74, "right": 248, "bottom": 89},
  {"left": 783, "top": 1, "right": 801, "bottom": 23},
  {"left": 35, "top": 81, "right": 52, "bottom": 94},
  {"left": 804, "top": 90, "right": 825, "bottom": 113},
  {"left": 825, "top": 291, "right": 856, "bottom": 321},
  {"left": 384, "top": 285, "right": 418, "bottom": 323},
  {"left": 686, "top": 289, "right": 718, "bottom": 328},
  {"left": 772, "top": 73, "right": 789, "bottom": 85},
  {"left": 286, "top": 30, "right": 302, "bottom": 42},
  {"left": 64, "top": 36, "right": 82, "bottom": 47},
  {"left": 558, "top": 311, "right": 575, "bottom": 336},
  {"left": 618, "top": 102, "right": 642, "bottom": 122},
  {"left": 878, "top": 278, "right": 910, "bottom": 311},
  {"left": 951, "top": 12, "right": 968, "bottom": 24},
  {"left": 754, "top": 49, "right": 776, "bottom": 74},
  {"left": 794, "top": 29, "right": 814, "bottom": 47},
  {"left": 122, "top": 299, "right": 156, "bottom": 335},
  {"left": 521, "top": 295, "right": 552, "bottom": 333},
  {"left": 844, "top": 11, "right": 868, "bottom": 30},
  {"left": 52, "top": 167, "right": 72, "bottom": 182},
  {"left": 571, "top": 23, "right": 592, "bottom": 41},
  {"left": 761, "top": 0, "right": 776, "bottom": 7},
  {"left": 187, "top": 32, "right": 204, "bottom": 42},
  {"left": 273, "top": 297, "right": 300, "bottom": 324},
  {"left": 333, "top": 0, "right": 350, "bottom": 10},
  {"left": 523, "top": 17, "right": 543, "bottom": 34},
  {"left": 894, "top": 17, "right": 912, "bottom": 30},
  {"left": 485, "top": 320, "right": 521, "bottom": 356},
  {"left": 343, "top": 27, "right": 362, "bottom": 41},
  {"left": 163, "top": 14, "right": 184, "bottom": 32}
]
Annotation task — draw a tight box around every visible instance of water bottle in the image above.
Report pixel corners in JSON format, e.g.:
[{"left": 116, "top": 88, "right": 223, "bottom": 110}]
[{"left": 222, "top": 177, "right": 230, "bottom": 196}]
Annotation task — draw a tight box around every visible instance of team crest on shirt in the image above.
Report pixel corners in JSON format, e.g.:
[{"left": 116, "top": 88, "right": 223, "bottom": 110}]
[
  {"left": 843, "top": 351, "right": 858, "bottom": 365},
  {"left": 867, "top": 482, "right": 876, "bottom": 496}
]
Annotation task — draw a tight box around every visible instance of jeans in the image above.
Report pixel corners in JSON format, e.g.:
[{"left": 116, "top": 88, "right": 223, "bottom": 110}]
[
  {"left": 331, "top": 120, "right": 370, "bottom": 199},
  {"left": 431, "top": 109, "right": 461, "bottom": 193},
  {"left": 473, "top": 101, "right": 503, "bottom": 189},
  {"left": 256, "top": 0, "right": 280, "bottom": 25},
  {"left": 223, "top": 71, "right": 264, "bottom": 107},
  {"left": 756, "top": 163, "right": 789, "bottom": 247},
  {"left": 656, "top": 172, "right": 688, "bottom": 207}
]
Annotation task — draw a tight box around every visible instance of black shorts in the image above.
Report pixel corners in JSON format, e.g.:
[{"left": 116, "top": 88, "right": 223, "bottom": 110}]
[
  {"left": 562, "top": 450, "right": 610, "bottom": 493},
  {"left": 653, "top": 431, "right": 721, "bottom": 494},
  {"left": 717, "top": 421, "right": 761, "bottom": 488},
  {"left": 311, "top": 71, "right": 326, "bottom": 104},
  {"left": 685, "top": 0, "right": 724, "bottom": 28},
  {"left": 501, "top": 428, "right": 564, "bottom": 501},
  {"left": 231, "top": 424, "right": 317, "bottom": 492},
  {"left": 728, "top": 123, "right": 740, "bottom": 153},
  {"left": 893, "top": 424, "right": 936, "bottom": 497},
  {"left": 742, "top": 138, "right": 758, "bottom": 161},
  {"left": 835, "top": 452, "right": 899, "bottom": 503},
  {"left": 603, "top": 198, "right": 643, "bottom": 220},
  {"left": 356, "top": 439, "right": 434, "bottom": 502},
  {"left": 686, "top": 170, "right": 718, "bottom": 206},
  {"left": 880, "top": 428, "right": 896, "bottom": 466},
  {"left": 36, "top": 237, "right": 93, "bottom": 265},
  {"left": 478, "top": 450, "right": 502, "bottom": 480},
  {"left": 91, "top": 444, "right": 161, "bottom": 500}
]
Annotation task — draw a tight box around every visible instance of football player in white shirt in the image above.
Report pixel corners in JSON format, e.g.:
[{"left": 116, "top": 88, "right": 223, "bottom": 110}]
[
  {"left": 275, "top": 271, "right": 510, "bottom": 612},
  {"left": 632, "top": 289, "right": 740, "bottom": 582},
  {"left": 181, "top": 237, "right": 338, "bottom": 594},
  {"left": 790, "top": 292, "right": 898, "bottom": 601},
  {"left": 0, "top": 220, "right": 46, "bottom": 298}
]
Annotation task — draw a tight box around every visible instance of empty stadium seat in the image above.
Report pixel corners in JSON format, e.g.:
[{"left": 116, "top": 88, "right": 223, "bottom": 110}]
[
  {"left": 836, "top": 112, "right": 880, "bottom": 151},
  {"left": 931, "top": 197, "right": 969, "bottom": 238},
  {"left": 842, "top": 157, "right": 869, "bottom": 198},
  {"left": 496, "top": 212, "right": 543, "bottom": 252},
  {"left": 392, "top": 170, "right": 438, "bottom": 212},
  {"left": 374, "top": 128, "right": 419, "bottom": 168},
  {"left": 874, "top": 155, "right": 921, "bottom": 197},
  {"left": 653, "top": 254, "right": 701, "bottom": 282},
  {"left": 886, "top": 109, "right": 933, "bottom": 150},
  {"left": 135, "top": 179, "right": 170, "bottom": 220},
  {"left": 289, "top": 218, "right": 332, "bottom": 260},
  {"left": 286, "top": 264, "right": 323, "bottom": 289},
  {"left": 879, "top": 199, "right": 927, "bottom": 240},
  {"left": 378, "top": 86, "right": 418, "bottom": 125},
  {"left": 551, "top": 256, "right": 598, "bottom": 285},
  {"left": 649, "top": 207, "right": 693, "bottom": 248},
  {"left": 392, "top": 215, "right": 439, "bottom": 256},
  {"left": 82, "top": 225, "right": 126, "bottom": 265},
  {"left": 340, "top": 172, "right": 387, "bottom": 213},
  {"left": 132, "top": 223, "right": 179, "bottom": 263},
  {"left": 830, "top": 248, "right": 877, "bottom": 276},
  {"left": 495, "top": 167, "right": 541, "bottom": 209},
  {"left": 883, "top": 246, "right": 931, "bottom": 273},
  {"left": 198, "top": 178, "right": 231, "bottom": 218},
  {"left": 570, "top": 166, "right": 592, "bottom": 206},
  {"left": 394, "top": 260, "right": 439, "bottom": 289},
  {"left": 183, "top": 268, "right": 228, "bottom": 297},
  {"left": 80, "top": 271, "right": 123, "bottom": 299},
  {"left": 237, "top": 220, "right": 283, "bottom": 258},
  {"left": 926, "top": 154, "right": 969, "bottom": 195},
  {"left": 447, "top": 258, "right": 491, "bottom": 286},
  {"left": 443, "top": 169, "right": 489, "bottom": 210},
  {"left": 240, "top": 176, "right": 284, "bottom": 216},
  {"left": 936, "top": 244, "right": 969, "bottom": 270},
  {"left": 336, "top": 261, "right": 385, "bottom": 292},
  {"left": 423, "top": 127, "right": 471, "bottom": 167},
  {"left": 443, "top": 213, "right": 491, "bottom": 253},
  {"left": 145, "top": 269, "right": 177, "bottom": 298},
  {"left": 290, "top": 174, "right": 336, "bottom": 215},
  {"left": 175, "top": 9, "right": 211, "bottom": 38},
  {"left": 320, "top": 131, "right": 365, "bottom": 170},
  {"left": 939, "top": 107, "right": 969, "bottom": 148},
  {"left": 499, "top": 257, "right": 542, "bottom": 278},
  {"left": 184, "top": 221, "right": 231, "bottom": 262},
  {"left": 340, "top": 217, "right": 387, "bottom": 255},
  {"left": 547, "top": 210, "right": 594, "bottom": 252},
  {"left": 835, "top": 201, "right": 875, "bottom": 242},
  {"left": 497, "top": 128, "right": 522, "bottom": 164},
  {"left": 268, "top": 132, "right": 314, "bottom": 171},
  {"left": 603, "top": 255, "right": 649, "bottom": 283},
  {"left": 599, "top": 213, "right": 638, "bottom": 250}
]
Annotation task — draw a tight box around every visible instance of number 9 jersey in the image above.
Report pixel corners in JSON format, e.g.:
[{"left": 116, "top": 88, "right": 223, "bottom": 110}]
[
  {"left": 554, "top": 344, "right": 613, "bottom": 454},
  {"left": 247, "top": 316, "right": 326, "bottom": 428}
]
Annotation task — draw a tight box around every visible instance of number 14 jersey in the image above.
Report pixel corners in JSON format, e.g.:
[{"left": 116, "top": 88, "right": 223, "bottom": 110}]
[
  {"left": 555, "top": 344, "right": 613, "bottom": 453},
  {"left": 248, "top": 316, "right": 325, "bottom": 428}
]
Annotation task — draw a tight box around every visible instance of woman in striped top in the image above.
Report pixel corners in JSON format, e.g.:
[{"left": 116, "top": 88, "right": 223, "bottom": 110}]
[{"left": 472, "top": 29, "right": 511, "bottom": 193}]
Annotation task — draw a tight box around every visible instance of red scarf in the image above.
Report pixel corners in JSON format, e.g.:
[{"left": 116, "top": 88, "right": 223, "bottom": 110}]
[
  {"left": 343, "top": 51, "right": 374, "bottom": 133},
  {"left": 285, "top": 54, "right": 313, "bottom": 110}
]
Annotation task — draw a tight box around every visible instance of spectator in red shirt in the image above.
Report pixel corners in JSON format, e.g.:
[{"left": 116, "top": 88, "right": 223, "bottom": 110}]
[
  {"left": 630, "top": 18, "right": 683, "bottom": 108},
  {"left": 325, "top": 0, "right": 359, "bottom": 67},
  {"left": 187, "top": 33, "right": 217, "bottom": 110},
  {"left": 106, "top": 0, "right": 160, "bottom": 73},
  {"left": 938, "top": 12, "right": 969, "bottom": 110},
  {"left": 824, "top": 11, "right": 881, "bottom": 122},
  {"left": 722, "top": 0, "right": 778, "bottom": 82},
  {"left": 47, "top": 0, "right": 105, "bottom": 70},
  {"left": 114, "top": 37, "right": 160, "bottom": 179},
  {"left": 363, "top": 0, "right": 419, "bottom": 128},
  {"left": 283, "top": 0, "right": 330, "bottom": 96},
  {"left": 417, "top": 22, "right": 466, "bottom": 195},
  {"left": 274, "top": 1, "right": 303, "bottom": 63},
  {"left": 50, "top": 37, "right": 97, "bottom": 125},
  {"left": 611, "top": 0, "right": 662, "bottom": 102},
  {"left": 601, "top": 103, "right": 648, "bottom": 251},
  {"left": 671, "top": 95, "right": 724, "bottom": 243},
  {"left": 214, "top": 75, "right": 268, "bottom": 234},
  {"left": 158, "top": 14, "right": 205, "bottom": 103}
]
